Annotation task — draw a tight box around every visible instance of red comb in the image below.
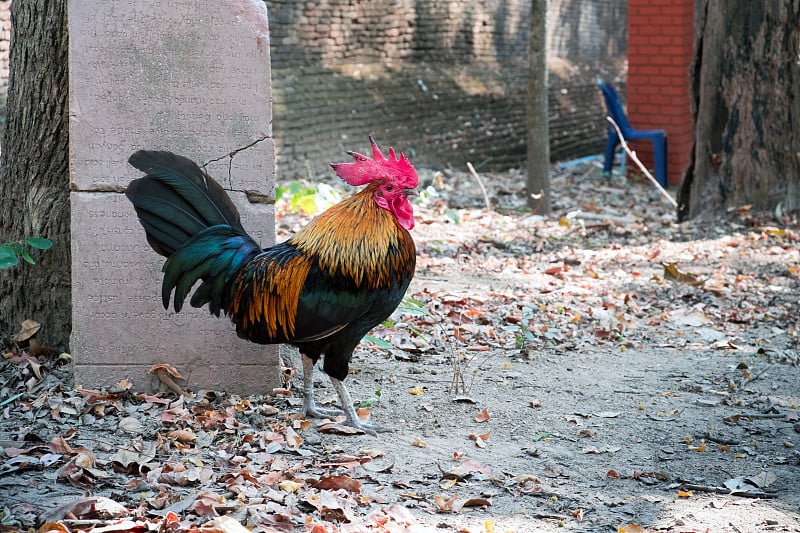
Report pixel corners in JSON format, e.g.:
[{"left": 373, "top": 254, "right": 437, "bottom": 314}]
[{"left": 330, "top": 136, "right": 418, "bottom": 189}]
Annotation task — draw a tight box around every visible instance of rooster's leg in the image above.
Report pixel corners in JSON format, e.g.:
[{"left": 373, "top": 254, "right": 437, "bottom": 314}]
[
  {"left": 301, "top": 353, "right": 344, "bottom": 419},
  {"left": 329, "top": 377, "right": 390, "bottom": 436}
]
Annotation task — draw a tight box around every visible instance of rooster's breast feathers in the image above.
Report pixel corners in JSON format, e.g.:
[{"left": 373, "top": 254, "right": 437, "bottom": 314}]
[{"left": 227, "top": 185, "right": 416, "bottom": 345}]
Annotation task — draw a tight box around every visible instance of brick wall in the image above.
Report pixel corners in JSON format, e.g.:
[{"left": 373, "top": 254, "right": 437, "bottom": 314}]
[
  {"left": 267, "top": 0, "right": 628, "bottom": 178},
  {"left": 627, "top": 0, "right": 693, "bottom": 185}
]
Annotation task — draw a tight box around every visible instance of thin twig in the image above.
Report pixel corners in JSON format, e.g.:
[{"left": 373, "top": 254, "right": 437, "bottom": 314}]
[
  {"left": 680, "top": 483, "right": 777, "bottom": 499},
  {"left": 605, "top": 117, "right": 677, "bottom": 208},
  {"left": 466, "top": 162, "right": 492, "bottom": 211}
]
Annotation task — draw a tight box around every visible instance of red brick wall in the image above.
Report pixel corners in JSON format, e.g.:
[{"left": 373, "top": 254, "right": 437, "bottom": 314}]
[{"left": 627, "top": 0, "right": 694, "bottom": 185}]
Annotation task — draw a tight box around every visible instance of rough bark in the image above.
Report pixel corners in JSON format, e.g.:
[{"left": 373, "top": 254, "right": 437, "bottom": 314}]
[
  {"left": 0, "top": 1, "right": 70, "bottom": 348},
  {"left": 678, "top": 0, "right": 800, "bottom": 220},
  {"left": 526, "top": 0, "right": 550, "bottom": 212}
]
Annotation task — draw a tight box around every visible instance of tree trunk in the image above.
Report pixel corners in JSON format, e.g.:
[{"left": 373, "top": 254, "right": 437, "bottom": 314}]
[
  {"left": 678, "top": 0, "right": 800, "bottom": 221},
  {"left": 0, "top": 1, "right": 70, "bottom": 348},
  {"left": 526, "top": 0, "right": 550, "bottom": 213}
]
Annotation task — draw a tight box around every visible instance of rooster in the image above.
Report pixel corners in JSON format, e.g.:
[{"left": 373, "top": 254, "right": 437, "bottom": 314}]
[{"left": 125, "top": 137, "right": 418, "bottom": 434}]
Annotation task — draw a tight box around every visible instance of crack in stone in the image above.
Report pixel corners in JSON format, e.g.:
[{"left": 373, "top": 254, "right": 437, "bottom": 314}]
[{"left": 201, "top": 135, "right": 270, "bottom": 192}]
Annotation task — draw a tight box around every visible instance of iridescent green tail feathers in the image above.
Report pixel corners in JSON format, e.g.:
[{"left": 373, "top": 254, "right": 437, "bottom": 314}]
[{"left": 125, "top": 150, "right": 260, "bottom": 314}]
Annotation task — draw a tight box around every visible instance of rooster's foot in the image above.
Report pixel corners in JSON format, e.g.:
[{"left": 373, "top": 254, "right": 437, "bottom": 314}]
[
  {"left": 302, "top": 397, "right": 345, "bottom": 420},
  {"left": 341, "top": 411, "right": 392, "bottom": 436}
]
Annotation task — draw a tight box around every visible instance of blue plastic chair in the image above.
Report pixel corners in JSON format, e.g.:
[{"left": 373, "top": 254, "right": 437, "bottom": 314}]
[{"left": 596, "top": 78, "right": 668, "bottom": 187}]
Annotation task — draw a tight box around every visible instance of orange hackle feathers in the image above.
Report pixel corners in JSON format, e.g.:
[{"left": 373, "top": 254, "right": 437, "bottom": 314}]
[
  {"left": 330, "top": 135, "right": 418, "bottom": 189},
  {"left": 292, "top": 183, "right": 416, "bottom": 287}
]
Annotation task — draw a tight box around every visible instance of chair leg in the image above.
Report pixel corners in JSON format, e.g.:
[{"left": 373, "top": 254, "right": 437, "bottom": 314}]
[
  {"left": 603, "top": 131, "right": 619, "bottom": 174},
  {"left": 652, "top": 135, "right": 668, "bottom": 187}
]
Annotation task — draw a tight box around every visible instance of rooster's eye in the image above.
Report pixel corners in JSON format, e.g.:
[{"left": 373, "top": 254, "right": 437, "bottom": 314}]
[{"left": 385, "top": 185, "right": 393, "bottom": 191}]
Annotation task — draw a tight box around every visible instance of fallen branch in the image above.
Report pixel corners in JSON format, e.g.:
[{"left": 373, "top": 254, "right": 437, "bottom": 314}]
[{"left": 606, "top": 117, "right": 677, "bottom": 208}]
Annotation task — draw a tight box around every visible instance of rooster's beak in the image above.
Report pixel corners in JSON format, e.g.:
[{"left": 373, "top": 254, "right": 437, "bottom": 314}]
[{"left": 403, "top": 188, "right": 418, "bottom": 197}]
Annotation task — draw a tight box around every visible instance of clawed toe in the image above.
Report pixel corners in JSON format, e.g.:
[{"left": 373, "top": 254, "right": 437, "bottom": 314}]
[
  {"left": 304, "top": 405, "right": 345, "bottom": 419},
  {"left": 344, "top": 418, "right": 393, "bottom": 436}
]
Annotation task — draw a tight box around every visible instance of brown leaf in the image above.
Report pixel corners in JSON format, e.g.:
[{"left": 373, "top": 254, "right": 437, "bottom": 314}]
[
  {"left": 410, "top": 437, "right": 428, "bottom": 448},
  {"left": 40, "top": 496, "right": 128, "bottom": 522},
  {"left": 149, "top": 364, "right": 187, "bottom": 396},
  {"left": 468, "top": 431, "right": 491, "bottom": 448},
  {"left": 168, "top": 428, "right": 197, "bottom": 443},
  {"left": 474, "top": 408, "right": 491, "bottom": 423},
  {"left": 12, "top": 319, "right": 41, "bottom": 342},
  {"left": 433, "top": 493, "right": 458, "bottom": 512},
  {"left": 148, "top": 363, "right": 184, "bottom": 379},
  {"left": 318, "top": 422, "right": 364, "bottom": 435},
  {"left": 311, "top": 475, "right": 362, "bottom": 494},
  {"left": 190, "top": 492, "right": 225, "bottom": 518},
  {"left": 618, "top": 524, "right": 649, "bottom": 533},
  {"left": 302, "top": 490, "right": 354, "bottom": 522},
  {"left": 446, "top": 459, "right": 492, "bottom": 478},
  {"left": 28, "top": 338, "right": 59, "bottom": 358},
  {"left": 284, "top": 426, "right": 303, "bottom": 449},
  {"left": 456, "top": 497, "right": 491, "bottom": 511},
  {"left": 662, "top": 262, "right": 705, "bottom": 286},
  {"left": 49, "top": 435, "right": 73, "bottom": 455}
]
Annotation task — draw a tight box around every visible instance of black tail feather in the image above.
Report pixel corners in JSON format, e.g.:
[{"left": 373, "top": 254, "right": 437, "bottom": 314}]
[
  {"left": 126, "top": 151, "right": 262, "bottom": 313},
  {"left": 126, "top": 150, "right": 245, "bottom": 256}
]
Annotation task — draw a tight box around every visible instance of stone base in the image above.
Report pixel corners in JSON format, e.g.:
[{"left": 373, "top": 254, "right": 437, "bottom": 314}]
[
  {"left": 73, "top": 357, "right": 279, "bottom": 396},
  {"left": 70, "top": 190, "right": 279, "bottom": 395}
]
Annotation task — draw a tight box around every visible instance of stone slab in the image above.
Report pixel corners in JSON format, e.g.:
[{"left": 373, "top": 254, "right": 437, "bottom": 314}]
[
  {"left": 68, "top": 0, "right": 279, "bottom": 394},
  {"left": 68, "top": 0, "right": 274, "bottom": 195},
  {"left": 70, "top": 192, "right": 279, "bottom": 394}
]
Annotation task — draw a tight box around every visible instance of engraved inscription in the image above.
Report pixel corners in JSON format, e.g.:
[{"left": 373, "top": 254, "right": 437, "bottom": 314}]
[
  {"left": 69, "top": 0, "right": 277, "bottom": 393},
  {"left": 69, "top": 0, "right": 273, "bottom": 194}
]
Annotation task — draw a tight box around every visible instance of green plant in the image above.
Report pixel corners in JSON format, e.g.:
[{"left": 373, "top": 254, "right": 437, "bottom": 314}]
[
  {"left": 0, "top": 237, "right": 53, "bottom": 269},
  {"left": 276, "top": 181, "right": 341, "bottom": 215}
]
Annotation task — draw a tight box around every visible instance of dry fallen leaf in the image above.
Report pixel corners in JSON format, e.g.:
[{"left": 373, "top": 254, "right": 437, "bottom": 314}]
[
  {"left": 474, "top": 408, "right": 491, "bottom": 423},
  {"left": 408, "top": 386, "right": 424, "bottom": 396},
  {"left": 468, "top": 431, "right": 491, "bottom": 448},
  {"left": 446, "top": 459, "right": 492, "bottom": 478},
  {"left": 411, "top": 437, "right": 428, "bottom": 448},
  {"left": 318, "top": 422, "right": 364, "bottom": 435},
  {"left": 662, "top": 262, "right": 705, "bottom": 286},
  {"left": 278, "top": 479, "right": 303, "bottom": 493},
  {"left": 440, "top": 478, "right": 458, "bottom": 489},
  {"left": 168, "top": 428, "right": 197, "bottom": 443},
  {"left": 149, "top": 363, "right": 187, "bottom": 396},
  {"left": 13, "top": 319, "right": 41, "bottom": 342},
  {"left": 284, "top": 426, "right": 303, "bottom": 449},
  {"left": 119, "top": 416, "right": 145, "bottom": 434},
  {"left": 311, "top": 475, "right": 362, "bottom": 494},
  {"left": 205, "top": 515, "right": 250, "bottom": 533},
  {"left": 433, "top": 493, "right": 458, "bottom": 512},
  {"left": 618, "top": 524, "right": 649, "bottom": 533}
]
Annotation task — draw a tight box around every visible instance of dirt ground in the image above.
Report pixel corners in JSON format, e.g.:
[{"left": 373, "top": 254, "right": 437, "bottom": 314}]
[{"left": 2, "top": 161, "right": 800, "bottom": 532}]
